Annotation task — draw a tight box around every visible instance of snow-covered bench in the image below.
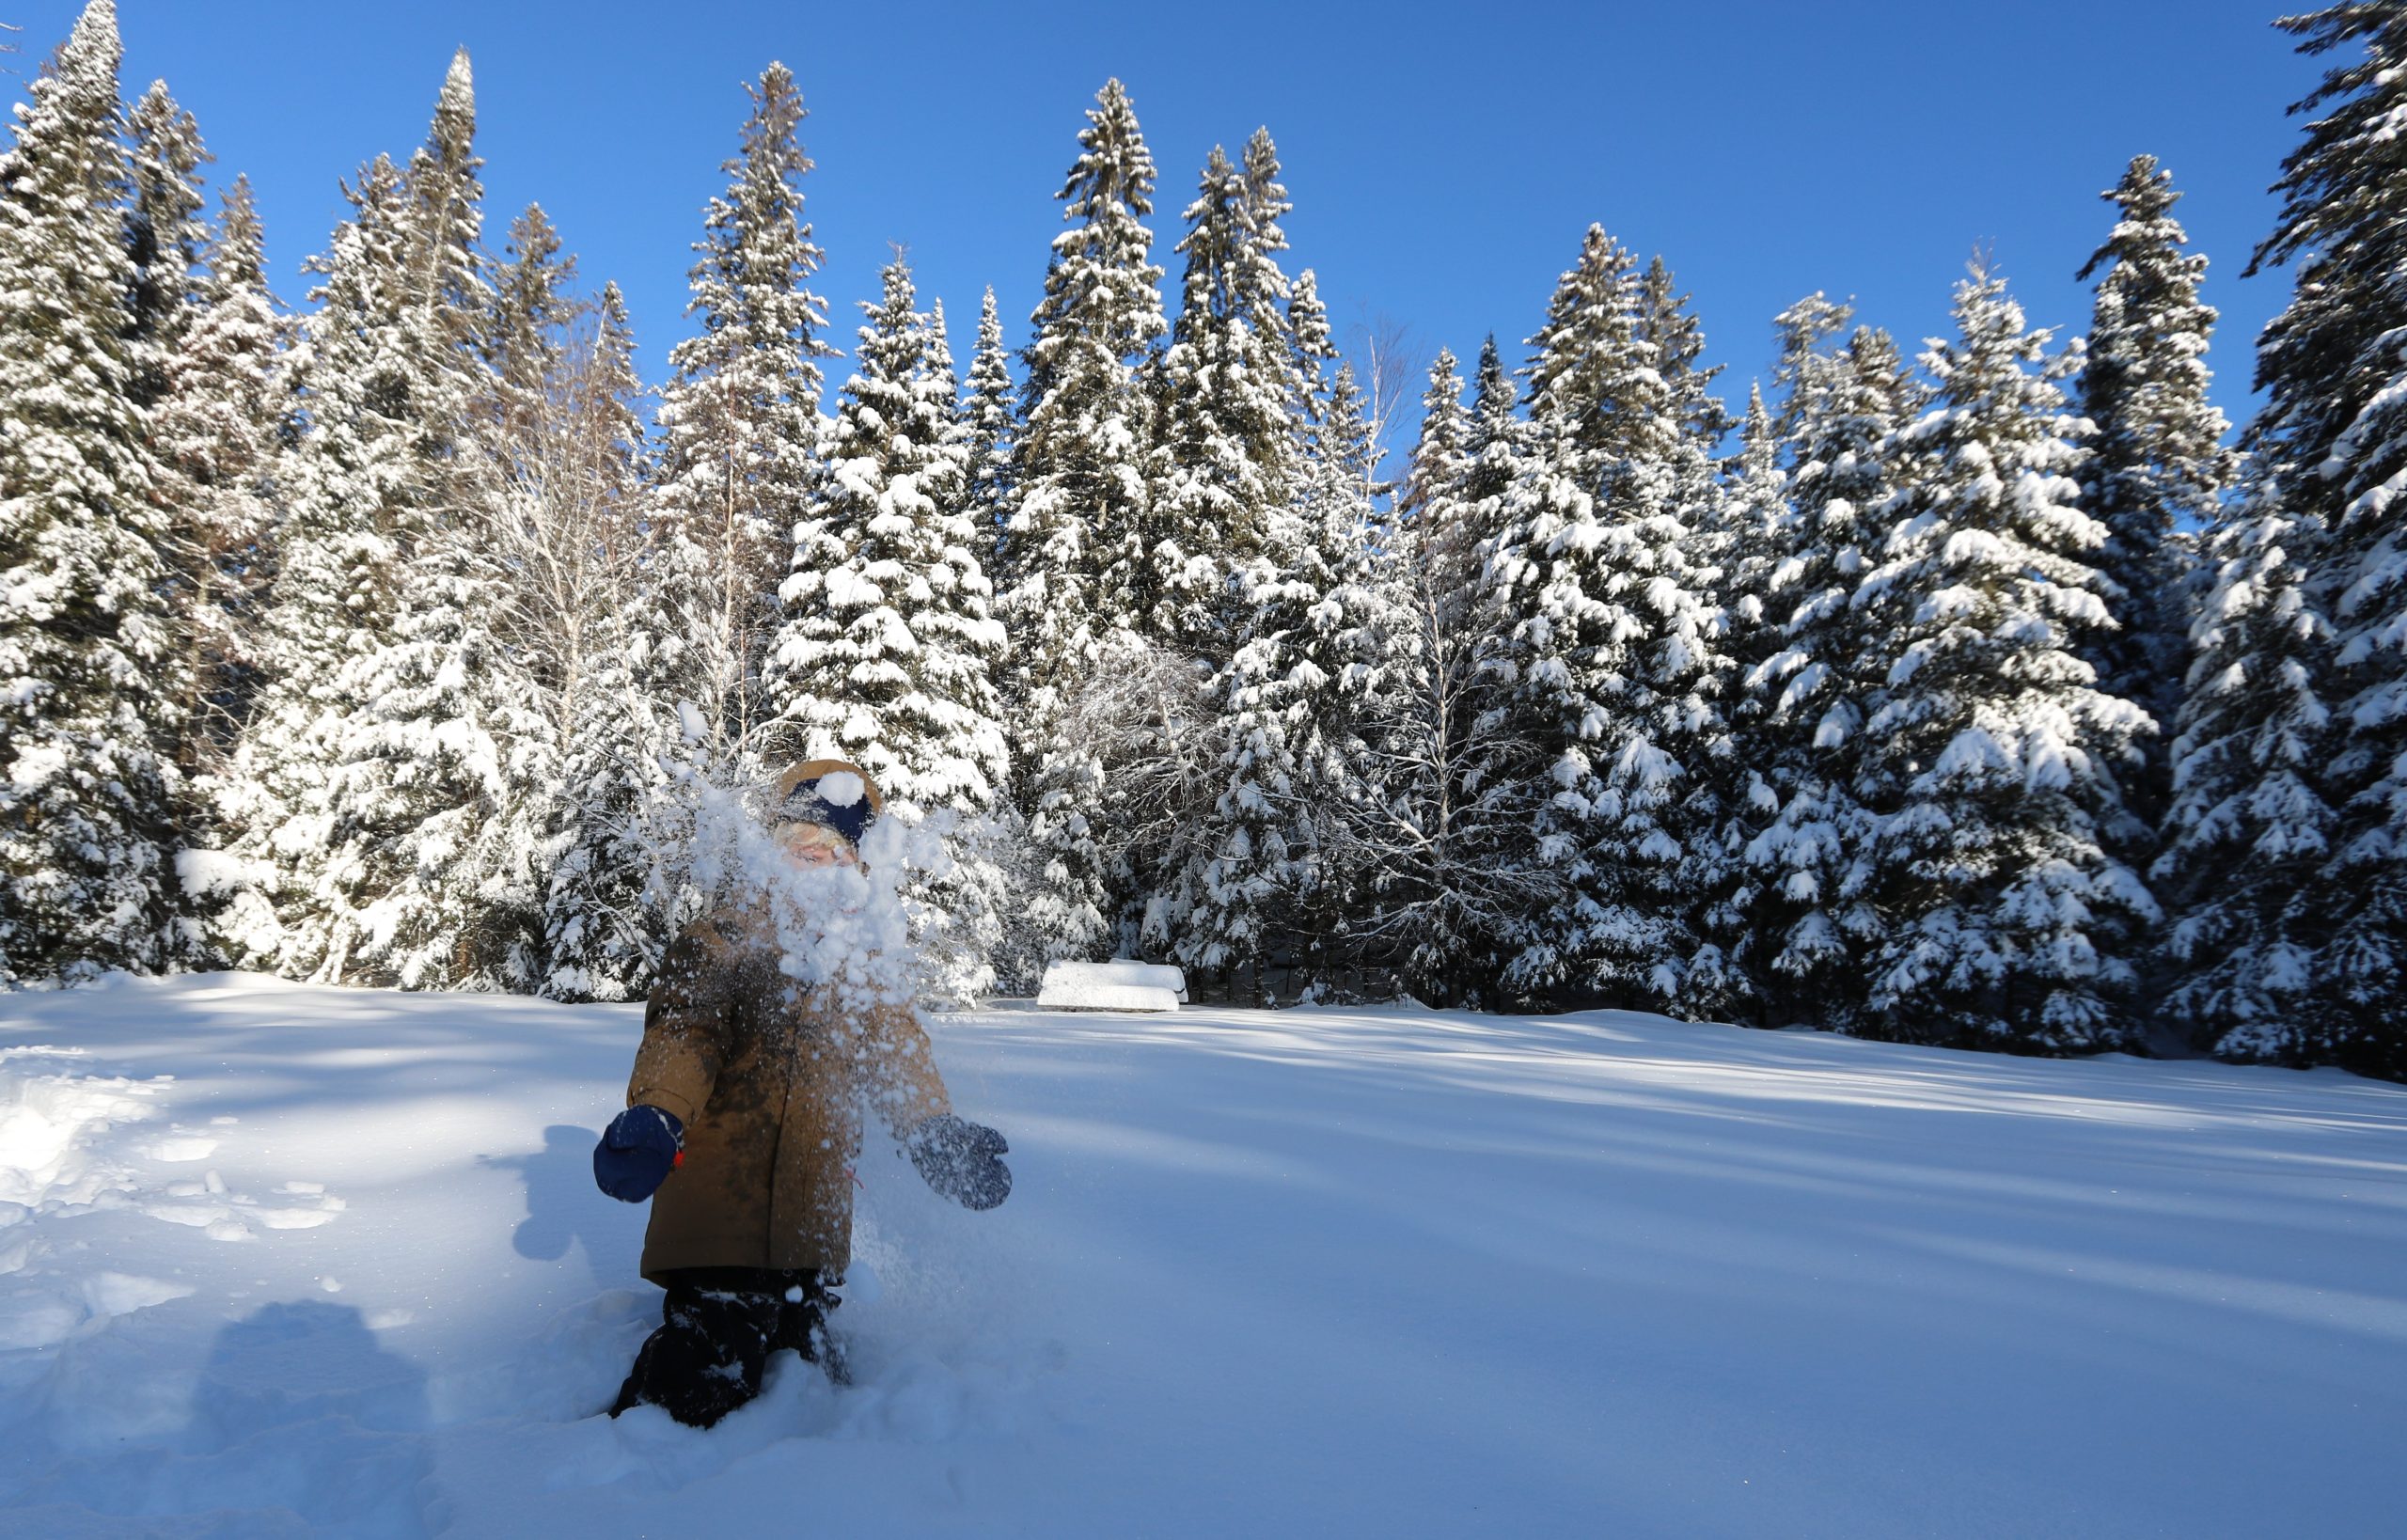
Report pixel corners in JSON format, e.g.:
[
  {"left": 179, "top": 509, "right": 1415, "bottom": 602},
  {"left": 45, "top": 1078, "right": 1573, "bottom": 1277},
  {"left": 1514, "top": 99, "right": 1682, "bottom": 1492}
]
[{"left": 1035, "top": 960, "right": 1188, "bottom": 1012}]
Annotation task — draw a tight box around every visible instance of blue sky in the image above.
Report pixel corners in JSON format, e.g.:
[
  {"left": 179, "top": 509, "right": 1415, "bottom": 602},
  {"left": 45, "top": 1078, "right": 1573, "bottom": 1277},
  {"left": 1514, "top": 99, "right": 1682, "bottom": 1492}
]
[{"left": 8, "top": 1, "right": 2330, "bottom": 447}]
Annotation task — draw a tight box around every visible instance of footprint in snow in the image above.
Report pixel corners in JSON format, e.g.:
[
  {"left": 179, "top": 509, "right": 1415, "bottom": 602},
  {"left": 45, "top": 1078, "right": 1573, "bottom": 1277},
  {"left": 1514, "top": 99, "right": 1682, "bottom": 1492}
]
[{"left": 139, "top": 1170, "right": 346, "bottom": 1241}]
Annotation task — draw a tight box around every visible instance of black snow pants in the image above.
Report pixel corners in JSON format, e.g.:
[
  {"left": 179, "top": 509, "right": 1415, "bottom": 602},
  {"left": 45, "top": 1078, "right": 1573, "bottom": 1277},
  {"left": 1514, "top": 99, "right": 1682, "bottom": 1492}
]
[{"left": 608, "top": 1266, "right": 845, "bottom": 1427}]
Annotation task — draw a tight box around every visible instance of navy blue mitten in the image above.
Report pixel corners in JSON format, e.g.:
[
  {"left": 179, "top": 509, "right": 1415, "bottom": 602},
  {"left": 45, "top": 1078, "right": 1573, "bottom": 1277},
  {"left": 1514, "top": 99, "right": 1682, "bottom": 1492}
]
[
  {"left": 594, "top": 1106, "right": 684, "bottom": 1203},
  {"left": 906, "top": 1113, "right": 1012, "bottom": 1211}
]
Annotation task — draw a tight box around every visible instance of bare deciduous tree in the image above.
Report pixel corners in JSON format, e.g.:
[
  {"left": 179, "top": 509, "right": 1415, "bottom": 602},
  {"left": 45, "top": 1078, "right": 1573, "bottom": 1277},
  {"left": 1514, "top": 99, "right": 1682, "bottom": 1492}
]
[
  {"left": 1346, "top": 310, "right": 1424, "bottom": 494},
  {"left": 1343, "top": 518, "right": 1549, "bottom": 1006}
]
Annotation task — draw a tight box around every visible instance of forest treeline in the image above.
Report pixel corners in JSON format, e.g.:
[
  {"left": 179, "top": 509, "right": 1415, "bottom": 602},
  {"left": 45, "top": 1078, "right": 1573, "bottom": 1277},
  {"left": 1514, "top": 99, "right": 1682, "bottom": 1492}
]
[{"left": 5, "top": 0, "right": 2405, "bottom": 1081}]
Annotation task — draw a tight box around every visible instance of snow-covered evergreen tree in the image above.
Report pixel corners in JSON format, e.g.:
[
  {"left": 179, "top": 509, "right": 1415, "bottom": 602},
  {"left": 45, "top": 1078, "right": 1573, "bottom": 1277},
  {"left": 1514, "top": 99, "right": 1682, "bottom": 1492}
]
[
  {"left": 916, "top": 294, "right": 1022, "bottom": 999},
  {"left": 1698, "top": 384, "right": 1790, "bottom": 1013},
  {"left": 1481, "top": 228, "right": 1637, "bottom": 1004},
  {"left": 1000, "top": 79, "right": 1168, "bottom": 966},
  {"left": 540, "top": 282, "right": 673, "bottom": 1002},
  {"left": 1850, "top": 260, "right": 2156, "bottom": 1052},
  {"left": 650, "top": 61, "right": 829, "bottom": 771},
  {"left": 1457, "top": 336, "right": 1526, "bottom": 618},
  {"left": 766, "top": 256, "right": 999, "bottom": 815},
  {"left": 300, "top": 54, "right": 561, "bottom": 989},
  {"left": 461, "top": 202, "right": 587, "bottom": 991},
  {"left": 2152, "top": 480, "right": 2336, "bottom": 1061},
  {"left": 763, "top": 257, "right": 1012, "bottom": 996},
  {"left": 207, "top": 153, "right": 411, "bottom": 971},
  {"left": 925, "top": 294, "right": 964, "bottom": 486},
  {"left": 401, "top": 48, "right": 490, "bottom": 373},
  {"left": 311, "top": 525, "right": 537, "bottom": 989},
  {"left": 0, "top": 0, "right": 182, "bottom": 982},
  {"left": 1736, "top": 305, "right": 1915, "bottom": 1029},
  {"left": 961, "top": 286, "right": 1017, "bottom": 593},
  {"left": 1402, "top": 348, "right": 1469, "bottom": 527},
  {"left": 1716, "top": 384, "right": 1789, "bottom": 680},
  {"left": 2076, "top": 154, "right": 2230, "bottom": 821},
  {"left": 1150, "top": 128, "right": 1304, "bottom": 654},
  {"left": 153, "top": 175, "right": 279, "bottom": 795},
  {"left": 123, "top": 78, "right": 209, "bottom": 413},
  {"left": 1284, "top": 267, "right": 1337, "bottom": 424},
  {"left": 542, "top": 619, "right": 663, "bottom": 1002},
  {"left": 2242, "top": 5, "right": 2407, "bottom": 1078},
  {"left": 1187, "top": 362, "right": 1377, "bottom": 995},
  {"left": 1488, "top": 229, "right": 1736, "bottom": 1011},
  {"left": 219, "top": 53, "right": 515, "bottom": 983},
  {"left": 484, "top": 202, "right": 573, "bottom": 442},
  {"left": 2246, "top": 3, "right": 2407, "bottom": 503},
  {"left": 1350, "top": 348, "right": 1536, "bottom": 1002}
]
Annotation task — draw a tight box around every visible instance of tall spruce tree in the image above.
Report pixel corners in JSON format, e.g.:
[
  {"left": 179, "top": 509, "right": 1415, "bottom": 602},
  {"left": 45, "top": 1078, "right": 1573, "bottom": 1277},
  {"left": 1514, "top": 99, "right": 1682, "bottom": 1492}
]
[
  {"left": 1700, "top": 384, "right": 1790, "bottom": 1014},
  {"left": 1284, "top": 267, "right": 1336, "bottom": 418},
  {"left": 2247, "top": 4, "right": 2407, "bottom": 498},
  {"left": 1489, "top": 228, "right": 1736, "bottom": 1010},
  {"left": 651, "top": 62, "right": 829, "bottom": 772},
  {"left": 1188, "top": 362, "right": 1376, "bottom": 995},
  {"left": 304, "top": 53, "right": 549, "bottom": 989},
  {"left": 1001, "top": 79, "right": 1168, "bottom": 966},
  {"left": 401, "top": 49, "right": 489, "bottom": 366},
  {"left": 1458, "top": 336, "right": 1526, "bottom": 622},
  {"left": 124, "top": 76, "right": 226, "bottom": 794},
  {"left": 1850, "top": 260, "right": 2155, "bottom": 1051},
  {"left": 216, "top": 45, "right": 508, "bottom": 979},
  {"left": 1484, "top": 230, "right": 1635, "bottom": 1001},
  {"left": 484, "top": 202, "right": 574, "bottom": 442},
  {"left": 1632, "top": 256, "right": 1743, "bottom": 1016},
  {"left": 210, "top": 152, "right": 416, "bottom": 972},
  {"left": 765, "top": 256, "right": 1008, "bottom": 819},
  {"left": 1717, "top": 383, "right": 1790, "bottom": 695},
  {"left": 0, "top": 0, "right": 181, "bottom": 982},
  {"left": 962, "top": 286, "right": 1017, "bottom": 593},
  {"left": 312, "top": 505, "right": 531, "bottom": 989},
  {"left": 123, "top": 78, "right": 209, "bottom": 413},
  {"left": 154, "top": 176, "right": 280, "bottom": 797},
  {"left": 470, "top": 201, "right": 588, "bottom": 990},
  {"left": 916, "top": 294, "right": 1020, "bottom": 998},
  {"left": 2076, "top": 154, "right": 2230, "bottom": 823},
  {"left": 1151, "top": 128, "right": 1304, "bottom": 654},
  {"left": 1738, "top": 306, "right": 1915, "bottom": 1029},
  {"left": 2153, "top": 479, "right": 2336, "bottom": 1061},
  {"left": 2242, "top": 5, "right": 2407, "bottom": 1078}
]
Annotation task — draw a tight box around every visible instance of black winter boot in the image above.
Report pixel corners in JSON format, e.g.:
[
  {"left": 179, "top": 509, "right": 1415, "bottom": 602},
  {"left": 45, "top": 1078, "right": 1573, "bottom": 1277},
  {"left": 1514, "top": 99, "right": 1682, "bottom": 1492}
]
[
  {"left": 608, "top": 1268, "right": 846, "bottom": 1425},
  {"left": 770, "top": 1272, "right": 848, "bottom": 1386},
  {"left": 609, "top": 1276, "right": 773, "bottom": 1427}
]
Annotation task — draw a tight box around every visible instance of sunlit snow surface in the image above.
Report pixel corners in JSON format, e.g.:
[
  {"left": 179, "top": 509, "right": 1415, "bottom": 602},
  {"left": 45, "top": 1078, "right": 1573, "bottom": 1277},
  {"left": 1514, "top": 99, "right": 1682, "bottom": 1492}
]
[{"left": 1, "top": 973, "right": 2404, "bottom": 1537}]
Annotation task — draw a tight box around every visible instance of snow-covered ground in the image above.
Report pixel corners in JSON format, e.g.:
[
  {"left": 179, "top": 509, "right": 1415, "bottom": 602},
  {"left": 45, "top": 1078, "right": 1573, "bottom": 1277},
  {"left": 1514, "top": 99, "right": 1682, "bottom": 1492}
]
[{"left": 1, "top": 975, "right": 2402, "bottom": 1538}]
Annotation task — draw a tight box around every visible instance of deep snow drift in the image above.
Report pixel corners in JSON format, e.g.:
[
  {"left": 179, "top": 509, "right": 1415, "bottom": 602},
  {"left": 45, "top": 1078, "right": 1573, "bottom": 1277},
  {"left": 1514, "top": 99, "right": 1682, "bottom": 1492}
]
[{"left": 1, "top": 975, "right": 2403, "bottom": 1538}]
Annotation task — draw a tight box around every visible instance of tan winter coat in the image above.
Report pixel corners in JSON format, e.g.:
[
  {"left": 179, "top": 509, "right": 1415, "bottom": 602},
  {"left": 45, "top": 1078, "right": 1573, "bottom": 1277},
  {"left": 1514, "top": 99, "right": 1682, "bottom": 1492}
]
[{"left": 626, "top": 763, "right": 950, "bottom": 1282}]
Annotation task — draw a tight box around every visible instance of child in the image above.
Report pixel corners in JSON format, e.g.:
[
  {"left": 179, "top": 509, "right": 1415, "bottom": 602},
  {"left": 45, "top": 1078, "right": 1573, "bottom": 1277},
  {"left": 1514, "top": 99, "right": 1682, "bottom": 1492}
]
[{"left": 595, "top": 759, "right": 1011, "bottom": 1426}]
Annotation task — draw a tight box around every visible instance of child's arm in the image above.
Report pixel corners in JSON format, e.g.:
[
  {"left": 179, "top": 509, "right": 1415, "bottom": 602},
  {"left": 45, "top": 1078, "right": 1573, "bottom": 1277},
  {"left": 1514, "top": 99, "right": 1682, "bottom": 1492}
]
[
  {"left": 861, "top": 998, "right": 952, "bottom": 1138},
  {"left": 627, "top": 920, "right": 733, "bottom": 1126}
]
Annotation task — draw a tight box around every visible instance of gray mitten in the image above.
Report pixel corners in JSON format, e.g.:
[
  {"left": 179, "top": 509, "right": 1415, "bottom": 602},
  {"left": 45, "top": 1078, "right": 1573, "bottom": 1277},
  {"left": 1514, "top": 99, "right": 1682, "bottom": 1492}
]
[{"left": 905, "top": 1113, "right": 1012, "bottom": 1210}]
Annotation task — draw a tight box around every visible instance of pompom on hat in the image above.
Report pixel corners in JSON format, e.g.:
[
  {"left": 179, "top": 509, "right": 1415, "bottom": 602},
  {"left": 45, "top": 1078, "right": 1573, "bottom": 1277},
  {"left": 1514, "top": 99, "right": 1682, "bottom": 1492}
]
[{"left": 768, "top": 759, "right": 886, "bottom": 851}]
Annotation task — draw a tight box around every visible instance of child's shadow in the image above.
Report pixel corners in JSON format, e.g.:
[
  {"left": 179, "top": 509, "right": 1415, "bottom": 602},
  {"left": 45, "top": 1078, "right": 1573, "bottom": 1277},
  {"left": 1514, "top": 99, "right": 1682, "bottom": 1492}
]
[{"left": 480, "top": 1124, "right": 644, "bottom": 1280}]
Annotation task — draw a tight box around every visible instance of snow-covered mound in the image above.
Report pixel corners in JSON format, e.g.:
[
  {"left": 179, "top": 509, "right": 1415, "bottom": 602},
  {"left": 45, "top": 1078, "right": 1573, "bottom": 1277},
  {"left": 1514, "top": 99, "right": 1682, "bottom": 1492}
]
[
  {"left": 1, "top": 975, "right": 2403, "bottom": 1538},
  {"left": 1033, "top": 958, "right": 1186, "bottom": 1011}
]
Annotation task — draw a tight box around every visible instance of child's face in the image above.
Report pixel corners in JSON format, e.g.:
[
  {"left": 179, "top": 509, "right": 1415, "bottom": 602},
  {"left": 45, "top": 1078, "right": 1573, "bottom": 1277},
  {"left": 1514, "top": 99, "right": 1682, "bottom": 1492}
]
[{"left": 777, "top": 822, "right": 858, "bottom": 870}]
